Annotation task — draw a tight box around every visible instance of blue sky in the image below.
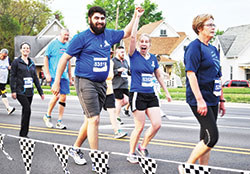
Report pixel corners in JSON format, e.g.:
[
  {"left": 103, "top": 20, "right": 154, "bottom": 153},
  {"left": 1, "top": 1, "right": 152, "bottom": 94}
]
[{"left": 50, "top": 0, "right": 250, "bottom": 39}]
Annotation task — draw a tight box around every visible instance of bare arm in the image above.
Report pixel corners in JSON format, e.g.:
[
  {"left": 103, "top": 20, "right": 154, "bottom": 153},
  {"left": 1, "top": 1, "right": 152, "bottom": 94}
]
[
  {"left": 219, "top": 79, "right": 226, "bottom": 116},
  {"left": 128, "top": 7, "right": 144, "bottom": 56},
  {"left": 44, "top": 56, "right": 51, "bottom": 82},
  {"left": 155, "top": 68, "right": 171, "bottom": 102},
  {"left": 68, "top": 59, "right": 72, "bottom": 85},
  {"left": 51, "top": 53, "right": 72, "bottom": 95},
  {"left": 187, "top": 71, "right": 207, "bottom": 116}
]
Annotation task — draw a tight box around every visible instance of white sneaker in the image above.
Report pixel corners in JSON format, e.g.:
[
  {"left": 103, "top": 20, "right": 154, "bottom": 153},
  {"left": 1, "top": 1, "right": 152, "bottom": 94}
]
[
  {"left": 69, "top": 147, "right": 87, "bottom": 165},
  {"left": 56, "top": 121, "right": 67, "bottom": 129},
  {"left": 43, "top": 115, "right": 53, "bottom": 128},
  {"left": 7, "top": 107, "right": 15, "bottom": 115},
  {"left": 114, "top": 130, "right": 127, "bottom": 139},
  {"left": 117, "top": 117, "right": 124, "bottom": 125}
]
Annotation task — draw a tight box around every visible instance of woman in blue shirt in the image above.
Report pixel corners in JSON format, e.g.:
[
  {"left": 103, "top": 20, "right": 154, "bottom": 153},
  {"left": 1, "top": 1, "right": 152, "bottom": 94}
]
[
  {"left": 126, "top": 7, "right": 172, "bottom": 164},
  {"left": 179, "top": 14, "right": 226, "bottom": 173}
]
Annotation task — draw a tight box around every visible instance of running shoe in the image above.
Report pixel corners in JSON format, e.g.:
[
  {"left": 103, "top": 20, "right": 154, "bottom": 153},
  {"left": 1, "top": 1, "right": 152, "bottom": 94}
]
[
  {"left": 127, "top": 153, "right": 139, "bottom": 164},
  {"left": 43, "top": 114, "right": 53, "bottom": 128},
  {"left": 136, "top": 144, "right": 149, "bottom": 157},
  {"left": 122, "top": 107, "right": 130, "bottom": 117},
  {"left": 114, "top": 130, "right": 127, "bottom": 139},
  {"left": 69, "top": 147, "right": 87, "bottom": 165},
  {"left": 7, "top": 107, "right": 15, "bottom": 115},
  {"left": 117, "top": 117, "right": 124, "bottom": 125},
  {"left": 178, "top": 164, "right": 185, "bottom": 174},
  {"left": 56, "top": 121, "right": 67, "bottom": 129}
]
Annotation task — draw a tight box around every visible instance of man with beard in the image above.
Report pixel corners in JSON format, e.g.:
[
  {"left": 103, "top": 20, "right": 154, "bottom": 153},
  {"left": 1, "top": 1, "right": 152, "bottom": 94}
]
[
  {"left": 51, "top": 6, "right": 144, "bottom": 168},
  {"left": 43, "top": 28, "right": 72, "bottom": 129}
]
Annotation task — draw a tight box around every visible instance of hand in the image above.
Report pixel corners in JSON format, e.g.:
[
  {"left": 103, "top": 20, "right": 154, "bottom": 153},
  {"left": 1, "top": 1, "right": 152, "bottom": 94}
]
[
  {"left": 197, "top": 98, "right": 207, "bottom": 116},
  {"left": 12, "top": 93, "right": 17, "bottom": 99},
  {"left": 51, "top": 81, "right": 60, "bottom": 96},
  {"left": 135, "top": 7, "right": 144, "bottom": 17},
  {"left": 46, "top": 74, "right": 51, "bottom": 82},
  {"left": 41, "top": 94, "right": 45, "bottom": 100},
  {"left": 219, "top": 102, "right": 226, "bottom": 117},
  {"left": 165, "top": 94, "right": 172, "bottom": 102}
]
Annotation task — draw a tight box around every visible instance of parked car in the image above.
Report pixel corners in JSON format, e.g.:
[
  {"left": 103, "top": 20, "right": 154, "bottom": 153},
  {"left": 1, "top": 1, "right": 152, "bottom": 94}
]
[{"left": 222, "top": 80, "right": 250, "bottom": 88}]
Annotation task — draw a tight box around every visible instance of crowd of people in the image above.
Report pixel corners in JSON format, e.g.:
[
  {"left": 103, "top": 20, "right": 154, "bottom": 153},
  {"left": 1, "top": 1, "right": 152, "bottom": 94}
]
[{"left": 0, "top": 5, "right": 226, "bottom": 174}]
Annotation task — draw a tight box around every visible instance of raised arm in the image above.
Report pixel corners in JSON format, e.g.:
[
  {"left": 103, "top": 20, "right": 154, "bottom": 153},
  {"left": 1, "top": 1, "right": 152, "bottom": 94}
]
[{"left": 128, "top": 7, "right": 144, "bottom": 56}]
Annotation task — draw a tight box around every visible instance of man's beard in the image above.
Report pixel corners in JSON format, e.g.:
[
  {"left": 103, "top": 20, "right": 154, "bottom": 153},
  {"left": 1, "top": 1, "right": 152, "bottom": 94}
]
[{"left": 90, "top": 20, "right": 106, "bottom": 35}]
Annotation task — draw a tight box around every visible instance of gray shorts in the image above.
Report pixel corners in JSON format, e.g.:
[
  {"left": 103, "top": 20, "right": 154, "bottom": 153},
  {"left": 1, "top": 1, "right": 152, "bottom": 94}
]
[{"left": 75, "top": 76, "right": 106, "bottom": 118}]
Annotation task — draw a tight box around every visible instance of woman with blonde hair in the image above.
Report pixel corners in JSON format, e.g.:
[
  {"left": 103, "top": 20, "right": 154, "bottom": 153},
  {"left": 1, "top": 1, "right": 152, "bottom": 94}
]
[
  {"left": 126, "top": 8, "right": 171, "bottom": 164},
  {"left": 179, "top": 14, "right": 226, "bottom": 173}
]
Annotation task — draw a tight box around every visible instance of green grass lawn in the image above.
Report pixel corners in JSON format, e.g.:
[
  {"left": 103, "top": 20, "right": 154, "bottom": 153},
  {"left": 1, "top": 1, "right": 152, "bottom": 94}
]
[{"left": 5, "top": 85, "right": 250, "bottom": 103}]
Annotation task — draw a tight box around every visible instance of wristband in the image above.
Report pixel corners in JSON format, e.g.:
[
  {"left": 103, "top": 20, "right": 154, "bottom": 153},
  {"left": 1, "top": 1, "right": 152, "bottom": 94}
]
[{"left": 220, "top": 99, "right": 226, "bottom": 102}]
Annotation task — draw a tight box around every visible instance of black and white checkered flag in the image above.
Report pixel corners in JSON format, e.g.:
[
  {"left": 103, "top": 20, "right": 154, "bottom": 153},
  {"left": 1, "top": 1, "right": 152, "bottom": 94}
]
[
  {"left": 138, "top": 156, "right": 158, "bottom": 174},
  {"left": 182, "top": 163, "right": 211, "bottom": 174},
  {"left": 241, "top": 171, "right": 250, "bottom": 174},
  {"left": 89, "top": 150, "right": 110, "bottom": 174},
  {"left": 52, "top": 144, "right": 70, "bottom": 174},
  {"left": 0, "top": 134, "right": 13, "bottom": 161},
  {"left": 19, "top": 138, "right": 36, "bottom": 174}
]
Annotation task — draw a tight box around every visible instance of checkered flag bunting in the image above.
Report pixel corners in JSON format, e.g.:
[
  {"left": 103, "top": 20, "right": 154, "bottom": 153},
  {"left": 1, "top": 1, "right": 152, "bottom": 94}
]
[
  {"left": 89, "top": 150, "right": 110, "bottom": 174},
  {"left": 181, "top": 163, "right": 211, "bottom": 174},
  {"left": 0, "top": 134, "right": 14, "bottom": 161},
  {"left": 241, "top": 171, "right": 250, "bottom": 174},
  {"left": 19, "top": 138, "right": 36, "bottom": 174},
  {"left": 52, "top": 144, "right": 70, "bottom": 174},
  {"left": 138, "top": 156, "right": 158, "bottom": 174}
]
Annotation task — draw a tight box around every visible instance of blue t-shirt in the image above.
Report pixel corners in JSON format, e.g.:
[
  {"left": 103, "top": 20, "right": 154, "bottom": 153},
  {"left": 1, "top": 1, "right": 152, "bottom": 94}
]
[
  {"left": 66, "top": 28, "right": 124, "bottom": 82},
  {"left": 129, "top": 50, "right": 159, "bottom": 93},
  {"left": 45, "top": 39, "right": 69, "bottom": 79},
  {"left": 184, "top": 39, "right": 222, "bottom": 106}
]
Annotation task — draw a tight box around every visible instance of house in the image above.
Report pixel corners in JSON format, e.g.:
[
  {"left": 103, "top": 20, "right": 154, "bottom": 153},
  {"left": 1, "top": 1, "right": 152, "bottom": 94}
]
[
  {"left": 14, "top": 19, "right": 75, "bottom": 77},
  {"left": 214, "top": 24, "right": 250, "bottom": 83},
  {"left": 123, "top": 20, "right": 191, "bottom": 87}
]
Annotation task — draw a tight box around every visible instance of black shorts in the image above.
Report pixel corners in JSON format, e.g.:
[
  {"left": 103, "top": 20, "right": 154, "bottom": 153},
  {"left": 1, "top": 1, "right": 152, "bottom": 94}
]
[
  {"left": 103, "top": 94, "right": 116, "bottom": 110},
  {"left": 114, "top": 88, "right": 129, "bottom": 99},
  {"left": 0, "top": 83, "right": 7, "bottom": 95},
  {"left": 129, "top": 92, "right": 159, "bottom": 112}
]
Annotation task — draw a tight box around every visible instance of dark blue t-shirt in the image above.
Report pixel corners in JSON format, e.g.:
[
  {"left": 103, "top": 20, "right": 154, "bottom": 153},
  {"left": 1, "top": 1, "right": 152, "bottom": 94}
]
[
  {"left": 66, "top": 28, "right": 124, "bottom": 82},
  {"left": 184, "top": 39, "right": 221, "bottom": 106},
  {"left": 129, "top": 50, "right": 159, "bottom": 93}
]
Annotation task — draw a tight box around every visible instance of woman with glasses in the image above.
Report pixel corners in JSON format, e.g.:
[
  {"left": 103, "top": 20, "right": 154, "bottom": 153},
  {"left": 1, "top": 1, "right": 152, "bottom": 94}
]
[{"left": 178, "top": 14, "right": 226, "bottom": 173}]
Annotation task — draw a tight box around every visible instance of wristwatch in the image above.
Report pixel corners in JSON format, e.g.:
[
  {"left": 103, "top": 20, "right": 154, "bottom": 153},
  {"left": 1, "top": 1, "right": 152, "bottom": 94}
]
[{"left": 220, "top": 99, "right": 226, "bottom": 102}]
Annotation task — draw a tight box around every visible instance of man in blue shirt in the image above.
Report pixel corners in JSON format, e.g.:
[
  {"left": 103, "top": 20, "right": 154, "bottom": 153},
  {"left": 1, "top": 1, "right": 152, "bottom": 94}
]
[
  {"left": 43, "top": 28, "right": 72, "bottom": 129},
  {"left": 51, "top": 6, "right": 141, "bottom": 168}
]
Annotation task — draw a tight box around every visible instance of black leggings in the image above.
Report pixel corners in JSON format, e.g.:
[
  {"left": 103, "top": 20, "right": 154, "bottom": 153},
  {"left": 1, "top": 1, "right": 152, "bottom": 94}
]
[
  {"left": 190, "top": 105, "right": 219, "bottom": 148},
  {"left": 17, "top": 94, "right": 33, "bottom": 137}
]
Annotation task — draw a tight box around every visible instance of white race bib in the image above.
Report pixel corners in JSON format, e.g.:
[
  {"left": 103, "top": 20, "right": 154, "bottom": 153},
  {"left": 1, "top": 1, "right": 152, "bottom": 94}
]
[
  {"left": 121, "top": 69, "right": 128, "bottom": 78},
  {"left": 213, "top": 79, "right": 221, "bottom": 96},
  {"left": 23, "top": 77, "right": 33, "bottom": 88},
  {"left": 141, "top": 73, "right": 153, "bottom": 87},
  {"left": 93, "top": 57, "right": 108, "bottom": 72}
]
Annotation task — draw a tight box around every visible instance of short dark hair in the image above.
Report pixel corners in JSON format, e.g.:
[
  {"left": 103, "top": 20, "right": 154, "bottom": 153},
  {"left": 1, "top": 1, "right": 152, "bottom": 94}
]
[
  {"left": 117, "top": 46, "right": 124, "bottom": 49},
  {"left": 88, "top": 6, "right": 106, "bottom": 18},
  {"left": 20, "top": 42, "right": 31, "bottom": 49}
]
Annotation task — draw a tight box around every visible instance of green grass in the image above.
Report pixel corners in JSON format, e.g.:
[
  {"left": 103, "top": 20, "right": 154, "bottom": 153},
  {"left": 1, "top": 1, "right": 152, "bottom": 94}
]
[{"left": 5, "top": 85, "right": 250, "bottom": 103}]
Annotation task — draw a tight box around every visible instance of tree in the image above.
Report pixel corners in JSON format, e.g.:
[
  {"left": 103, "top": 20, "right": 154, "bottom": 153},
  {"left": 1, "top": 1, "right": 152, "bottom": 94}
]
[
  {"left": 210, "top": 29, "right": 224, "bottom": 43},
  {"left": 173, "top": 61, "right": 186, "bottom": 87},
  {"left": 0, "top": 0, "right": 63, "bottom": 59},
  {"left": 86, "top": 0, "right": 163, "bottom": 30}
]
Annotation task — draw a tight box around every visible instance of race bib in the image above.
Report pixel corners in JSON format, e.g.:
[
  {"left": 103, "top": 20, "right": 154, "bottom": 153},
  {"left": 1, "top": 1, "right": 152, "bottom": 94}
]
[
  {"left": 121, "top": 69, "right": 128, "bottom": 78},
  {"left": 141, "top": 73, "right": 153, "bottom": 87},
  {"left": 93, "top": 57, "right": 108, "bottom": 72},
  {"left": 23, "top": 77, "right": 33, "bottom": 88},
  {"left": 213, "top": 79, "right": 221, "bottom": 96}
]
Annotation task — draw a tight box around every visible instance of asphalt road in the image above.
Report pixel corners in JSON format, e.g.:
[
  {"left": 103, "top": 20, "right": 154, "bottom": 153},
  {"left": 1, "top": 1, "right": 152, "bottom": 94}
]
[{"left": 0, "top": 94, "right": 250, "bottom": 174}]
